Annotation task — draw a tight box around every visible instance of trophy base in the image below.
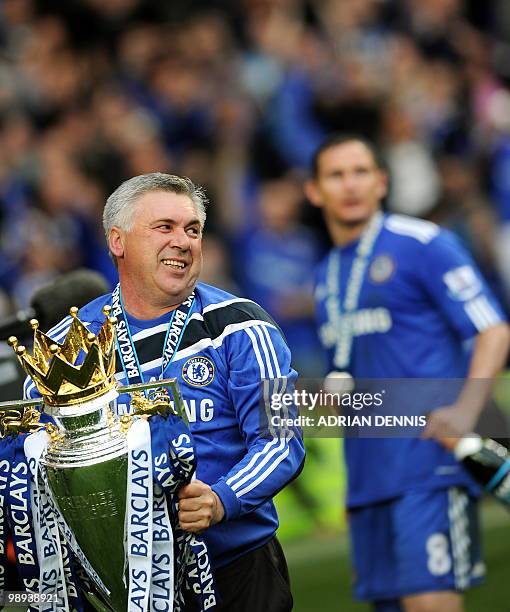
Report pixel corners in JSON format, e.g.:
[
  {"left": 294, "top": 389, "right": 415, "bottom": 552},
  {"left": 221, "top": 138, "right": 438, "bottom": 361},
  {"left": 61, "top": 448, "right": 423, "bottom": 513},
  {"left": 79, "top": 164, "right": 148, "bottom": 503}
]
[{"left": 82, "top": 590, "right": 116, "bottom": 612}]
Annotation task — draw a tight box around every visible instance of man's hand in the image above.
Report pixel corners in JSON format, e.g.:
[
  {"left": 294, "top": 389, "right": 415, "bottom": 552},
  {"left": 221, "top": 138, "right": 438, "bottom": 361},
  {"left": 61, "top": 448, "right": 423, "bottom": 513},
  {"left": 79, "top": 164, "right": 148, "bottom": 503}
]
[
  {"left": 424, "top": 323, "right": 510, "bottom": 445},
  {"left": 425, "top": 323, "right": 510, "bottom": 446},
  {"left": 178, "top": 480, "right": 225, "bottom": 533},
  {"left": 422, "top": 404, "right": 479, "bottom": 441}
]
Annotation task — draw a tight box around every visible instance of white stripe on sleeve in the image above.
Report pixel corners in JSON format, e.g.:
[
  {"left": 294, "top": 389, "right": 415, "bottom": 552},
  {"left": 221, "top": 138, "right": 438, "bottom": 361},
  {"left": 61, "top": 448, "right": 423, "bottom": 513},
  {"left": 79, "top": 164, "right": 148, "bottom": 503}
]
[
  {"left": 235, "top": 446, "right": 291, "bottom": 498},
  {"left": 226, "top": 438, "right": 280, "bottom": 487},
  {"left": 245, "top": 327, "right": 266, "bottom": 379},
  {"left": 47, "top": 315, "right": 72, "bottom": 337},
  {"left": 230, "top": 437, "right": 287, "bottom": 493},
  {"left": 255, "top": 326, "right": 274, "bottom": 379},
  {"left": 261, "top": 325, "right": 281, "bottom": 378},
  {"left": 23, "top": 378, "right": 36, "bottom": 400},
  {"left": 464, "top": 296, "right": 501, "bottom": 332},
  {"left": 473, "top": 296, "right": 501, "bottom": 325},
  {"left": 224, "top": 326, "right": 293, "bottom": 497}
]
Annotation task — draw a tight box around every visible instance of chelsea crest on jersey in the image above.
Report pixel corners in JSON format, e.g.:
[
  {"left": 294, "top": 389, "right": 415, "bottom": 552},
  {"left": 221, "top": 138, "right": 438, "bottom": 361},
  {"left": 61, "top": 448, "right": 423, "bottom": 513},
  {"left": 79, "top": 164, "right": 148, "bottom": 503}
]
[{"left": 314, "top": 214, "right": 505, "bottom": 378}]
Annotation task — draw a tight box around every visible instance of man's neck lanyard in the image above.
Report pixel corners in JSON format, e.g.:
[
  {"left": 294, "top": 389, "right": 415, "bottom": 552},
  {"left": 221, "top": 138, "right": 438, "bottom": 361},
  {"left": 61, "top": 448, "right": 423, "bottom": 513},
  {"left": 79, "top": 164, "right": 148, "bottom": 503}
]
[
  {"left": 111, "top": 284, "right": 195, "bottom": 384},
  {"left": 326, "top": 211, "right": 383, "bottom": 369}
]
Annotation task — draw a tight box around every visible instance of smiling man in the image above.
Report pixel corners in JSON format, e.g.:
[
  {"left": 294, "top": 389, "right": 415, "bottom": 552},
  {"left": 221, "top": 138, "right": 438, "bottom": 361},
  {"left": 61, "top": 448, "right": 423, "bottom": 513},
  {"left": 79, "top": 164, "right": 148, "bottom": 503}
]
[
  {"left": 24, "top": 173, "right": 305, "bottom": 611},
  {"left": 106, "top": 188, "right": 203, "bottom": 318}
]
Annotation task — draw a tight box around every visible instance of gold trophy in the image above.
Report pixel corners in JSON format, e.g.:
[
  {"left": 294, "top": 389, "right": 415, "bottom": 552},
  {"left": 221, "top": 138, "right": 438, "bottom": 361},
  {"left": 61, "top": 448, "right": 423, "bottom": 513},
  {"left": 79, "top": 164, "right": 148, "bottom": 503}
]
[{"left": 1, "top": 306, "right": 189, "bottom": 611}]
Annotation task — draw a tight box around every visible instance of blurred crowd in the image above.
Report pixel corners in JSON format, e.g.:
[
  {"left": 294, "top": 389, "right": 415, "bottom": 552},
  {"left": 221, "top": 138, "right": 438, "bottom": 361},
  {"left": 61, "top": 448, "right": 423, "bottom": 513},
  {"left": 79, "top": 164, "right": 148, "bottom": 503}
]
[{"left": 1, "top": 0, "right": 510, "bottom": 374}]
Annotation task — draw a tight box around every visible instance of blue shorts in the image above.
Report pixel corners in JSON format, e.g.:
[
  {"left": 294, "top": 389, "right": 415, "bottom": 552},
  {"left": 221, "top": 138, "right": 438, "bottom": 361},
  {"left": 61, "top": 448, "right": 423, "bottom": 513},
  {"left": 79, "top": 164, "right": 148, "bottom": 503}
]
[{"left": 349, "top": 487, "right": 484, "bottom": 603}]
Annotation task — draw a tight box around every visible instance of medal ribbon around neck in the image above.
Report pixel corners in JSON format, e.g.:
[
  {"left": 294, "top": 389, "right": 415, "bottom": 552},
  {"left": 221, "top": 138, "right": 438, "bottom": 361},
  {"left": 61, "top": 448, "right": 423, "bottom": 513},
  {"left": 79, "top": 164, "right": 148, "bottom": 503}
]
[
  {"left": 111, "top": 284, "right": 195, "bottom": 386},
  {"left": 326, "top": 212, "right": 384, "bottom": 369}
]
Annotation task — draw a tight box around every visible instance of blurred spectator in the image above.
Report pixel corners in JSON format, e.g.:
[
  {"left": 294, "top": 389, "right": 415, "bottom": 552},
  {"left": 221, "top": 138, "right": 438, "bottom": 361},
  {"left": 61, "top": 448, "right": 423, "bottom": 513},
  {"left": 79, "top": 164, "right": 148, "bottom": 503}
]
[
  {"left": 233, "top": 175, "right": 326, "bottom": 376},
  {"left": 381, "top": 101, "right": 441, "bottom": 217},
  {"left": 199, "top": 233, "right": 239, "bottom": 295},
  {"left": 0, "top": 0, "right": 506, "bottom": 346},
  {"left": 429, "top": 155, "right": 506, "bottom": 305}
]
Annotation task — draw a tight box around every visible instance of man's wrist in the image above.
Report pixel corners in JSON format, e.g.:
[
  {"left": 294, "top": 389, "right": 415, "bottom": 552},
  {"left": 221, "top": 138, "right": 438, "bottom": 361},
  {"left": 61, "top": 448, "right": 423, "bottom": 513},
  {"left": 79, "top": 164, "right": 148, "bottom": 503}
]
[
  {"left": 211, "top": 490, "right": 225, "bottom": 524},
  {"left": 211, "top": 480, "right": 241, "bottom": 520}
]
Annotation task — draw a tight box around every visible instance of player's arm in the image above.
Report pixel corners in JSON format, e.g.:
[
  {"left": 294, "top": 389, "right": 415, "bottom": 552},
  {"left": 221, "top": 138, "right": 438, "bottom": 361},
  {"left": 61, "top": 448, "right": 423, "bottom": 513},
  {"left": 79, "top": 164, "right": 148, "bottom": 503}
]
[
  {"left": 179, "top": 321, "right": 305, "bottom": 532},
  {"left": 418, "top": 231, "right": 510, "bottom": 438},
  {"left": 214, "top": 322, "right": 305, "bottom": 516},
  {"left": 423, "top": 322, "right": 510, "bottom": 438}
]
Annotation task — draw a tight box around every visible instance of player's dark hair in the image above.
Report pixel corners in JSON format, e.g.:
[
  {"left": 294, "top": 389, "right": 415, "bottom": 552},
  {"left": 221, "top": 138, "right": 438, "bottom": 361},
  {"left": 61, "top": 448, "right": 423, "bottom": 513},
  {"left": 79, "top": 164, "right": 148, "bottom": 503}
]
[{"left": 311, "top": 133, "right": 386, "bottom": 177}]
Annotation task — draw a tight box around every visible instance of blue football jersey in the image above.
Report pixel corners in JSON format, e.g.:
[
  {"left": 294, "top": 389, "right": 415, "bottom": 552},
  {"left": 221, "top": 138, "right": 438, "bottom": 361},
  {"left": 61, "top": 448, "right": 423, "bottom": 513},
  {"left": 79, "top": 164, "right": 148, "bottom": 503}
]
[
  {"left": 24, "top": 282, "right": 305, "bottom": 567},
  {"left": 314, "top": 214, "right": 506, "bottom": 507}
]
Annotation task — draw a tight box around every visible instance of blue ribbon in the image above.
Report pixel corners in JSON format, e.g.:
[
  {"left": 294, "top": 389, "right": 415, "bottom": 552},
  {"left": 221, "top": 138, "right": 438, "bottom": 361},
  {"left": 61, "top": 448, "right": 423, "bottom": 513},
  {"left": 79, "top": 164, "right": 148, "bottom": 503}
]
[
  {"left": 111, "top": 284, "right": 195, "bottom": 387},
  {"left": 185, "top": 535, "right": 217, "bottom": 611},
  {"left": 59, "top": 540, "right": 85, "bottom": 612},
  {"left": 6, "top": 429, "right": 86, "bottom": 612},
  {"left": 0, "top": 436, "right": 13, "bottom": 591},
  {"left": 8, "top": 435, "right": 39, "bottom": 595},
  {"left": 149, "top": 415, "right": 216, "bottom": 611}
]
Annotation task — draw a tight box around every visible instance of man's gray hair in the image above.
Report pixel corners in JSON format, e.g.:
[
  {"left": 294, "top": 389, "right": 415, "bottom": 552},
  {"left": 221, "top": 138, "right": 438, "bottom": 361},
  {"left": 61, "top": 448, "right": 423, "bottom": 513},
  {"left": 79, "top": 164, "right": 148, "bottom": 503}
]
[{"left": 103, "top": 173, "right": 208, "bottom": 241}]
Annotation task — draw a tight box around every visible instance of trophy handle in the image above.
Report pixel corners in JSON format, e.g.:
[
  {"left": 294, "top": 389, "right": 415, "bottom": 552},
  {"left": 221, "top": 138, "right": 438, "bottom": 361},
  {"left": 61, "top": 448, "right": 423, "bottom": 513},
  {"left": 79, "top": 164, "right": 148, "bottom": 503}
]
[
  {"left": 123, "top": 378, "right": 188, "bottom": 425},
  {"left": 0, "top": 377, "right": 188, "bottom": 425}
]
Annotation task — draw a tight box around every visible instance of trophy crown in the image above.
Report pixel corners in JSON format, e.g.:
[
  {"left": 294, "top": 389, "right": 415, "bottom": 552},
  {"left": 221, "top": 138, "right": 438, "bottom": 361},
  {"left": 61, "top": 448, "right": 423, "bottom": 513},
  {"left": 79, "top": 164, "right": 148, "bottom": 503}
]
[{"left": 9, "top": 305, "right": 118, "bottom": 407}]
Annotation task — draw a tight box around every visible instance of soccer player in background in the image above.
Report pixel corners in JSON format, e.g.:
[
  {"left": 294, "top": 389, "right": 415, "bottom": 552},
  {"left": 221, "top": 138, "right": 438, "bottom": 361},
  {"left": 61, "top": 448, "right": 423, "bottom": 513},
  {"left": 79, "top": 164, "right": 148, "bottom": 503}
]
[{"left": 306, "top": 134, "right": 510, "bottom": 612}]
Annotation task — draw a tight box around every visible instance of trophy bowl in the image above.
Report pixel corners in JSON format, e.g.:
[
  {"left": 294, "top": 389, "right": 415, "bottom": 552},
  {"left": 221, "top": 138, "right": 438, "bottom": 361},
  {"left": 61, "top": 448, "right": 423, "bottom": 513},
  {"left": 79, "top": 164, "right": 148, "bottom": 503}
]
[{"left": 43, "top": 389, "right": 128, "bottom": 611}]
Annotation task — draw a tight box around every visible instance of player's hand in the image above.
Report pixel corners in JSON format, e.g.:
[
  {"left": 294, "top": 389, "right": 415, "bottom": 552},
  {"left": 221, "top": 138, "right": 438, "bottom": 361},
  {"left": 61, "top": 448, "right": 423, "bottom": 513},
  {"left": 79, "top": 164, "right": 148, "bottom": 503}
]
[
  {"left": 422, "top": 404, "right": 478, "bottom": 441},
  {"left": 178, "top": 480, "right": 225, "bottom": 533}
]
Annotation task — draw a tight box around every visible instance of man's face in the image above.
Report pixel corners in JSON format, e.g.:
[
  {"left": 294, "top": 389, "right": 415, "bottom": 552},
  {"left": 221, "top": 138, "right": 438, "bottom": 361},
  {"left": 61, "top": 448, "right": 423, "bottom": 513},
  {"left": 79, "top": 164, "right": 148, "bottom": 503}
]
[
  {"left": 109, "top": 190, "right": 203, "bottom": 311},
  {"left": 306, "top": 140, "right": 387, "bottom": 227}
]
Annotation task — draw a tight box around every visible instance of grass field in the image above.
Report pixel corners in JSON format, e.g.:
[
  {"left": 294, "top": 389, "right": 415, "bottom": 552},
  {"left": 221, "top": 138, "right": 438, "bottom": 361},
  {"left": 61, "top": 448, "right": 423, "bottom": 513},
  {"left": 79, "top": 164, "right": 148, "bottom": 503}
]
[
  {"left": 2, "top": 502, "right": 507, "bottom": 612},
  {"left": 285, "top": 500, "right": 510, "bottom": 612}
]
